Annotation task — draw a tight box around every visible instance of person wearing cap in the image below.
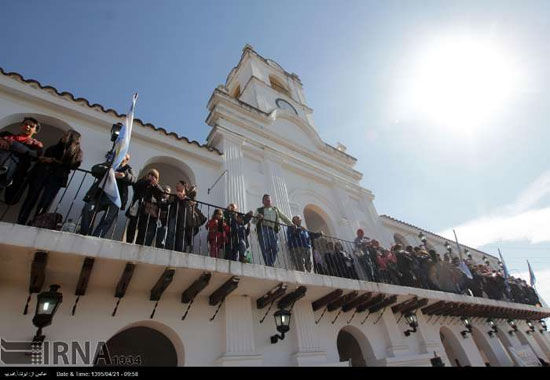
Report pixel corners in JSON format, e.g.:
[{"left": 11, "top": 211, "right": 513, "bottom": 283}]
[{"left": 80, "top": 154, "right": 135, "bottom": 237}]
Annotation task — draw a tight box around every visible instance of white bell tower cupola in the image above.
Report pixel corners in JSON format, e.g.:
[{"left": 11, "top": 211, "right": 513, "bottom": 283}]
[{"left": 224, "top": 44, "right": 317, "bottom": 130}]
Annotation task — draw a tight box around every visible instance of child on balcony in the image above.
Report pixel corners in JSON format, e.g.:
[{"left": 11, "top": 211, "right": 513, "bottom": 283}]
[{"left": 207, "top": 208, "right": 229, "bottom": 259}]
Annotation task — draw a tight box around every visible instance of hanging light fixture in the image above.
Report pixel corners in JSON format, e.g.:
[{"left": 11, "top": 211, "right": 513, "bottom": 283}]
[
  {"left": 404, "top": 312, "right": 418, "bottom": 336},
  {"left": 525, "top": 320, "right": 535, "bottom": 335},
  {"left": 460, "top": 317, "right": 473, "bottom": 338},
  {"left": 538, "top": 320, "right": 547, "bottom": 334},
  {"left": 32, "top": 284, "right": 63, "bottom": 344},
  {"left": 507, "top": 319, "right": 518, "bottom": 335},
  {"left": 418, "top": 232, "right": 427, "bottom": 244},
  {"left": 487, "top": 319, "right": 498, "bottom": 337},
  {"left": 270, "top": 309, "right": 291, "bottom": 344}
]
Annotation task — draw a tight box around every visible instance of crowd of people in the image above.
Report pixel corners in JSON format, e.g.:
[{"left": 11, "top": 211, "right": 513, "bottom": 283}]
[{"left": 0, "top": 118, "right": 542, "bottom": 307}]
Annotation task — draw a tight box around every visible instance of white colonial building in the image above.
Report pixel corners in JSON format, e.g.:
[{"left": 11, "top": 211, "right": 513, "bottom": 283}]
[{"left": 0, "top": 45, "right": 549, "bottom": 367}]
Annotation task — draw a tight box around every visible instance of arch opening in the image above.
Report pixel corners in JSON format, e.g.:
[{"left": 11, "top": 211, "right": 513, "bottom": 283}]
[
  {"left": 94, "top": 326, "right": 178, "bottom": 367},
  {"left": 303, "top": 204, "right": 332, "bottom": 236},
  {"left": 439, "top": 326, "right": 472, "bottom": 367},
  {"left": 336, "top": 326, "right": 377, "bottom": 366}
]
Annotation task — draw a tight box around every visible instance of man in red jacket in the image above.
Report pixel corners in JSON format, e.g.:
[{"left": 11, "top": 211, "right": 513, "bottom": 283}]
[{"left": 0, "top": 117, "right": 43, "bottom": 197}]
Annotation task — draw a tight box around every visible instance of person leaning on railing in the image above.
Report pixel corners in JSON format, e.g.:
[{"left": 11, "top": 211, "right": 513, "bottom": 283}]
[
  {"left": 0, "top": 117, "right": 43, "bottom": 203},
  {"left": 354, "top": 229, "right": 377, "bottom": 282},
  {"left": 17, "top": 129, "right": 83, "bottom": 226},
  {"left": 154, "top": 185, "right": 172, "bottom": 249},
  {"left": 206, "top": 208, "right": 230, "bottom": 259},
  {"left": 254, "top": 194, "right": 293, "bottom": 267},
  {"left": 223, "top": 203, "right": 254, "bottom": 262},
  {"left": 125, "top": 169, "right": 164, "bottom": 246},
  {"left": 80, "top": 154, "right": 135, "bottom": 238},
  {"left": 286, "top": 215, "right": 322, "bottom": 273},
  {"left": 166, "top": 181, "right": 206, "bottom": 253}
]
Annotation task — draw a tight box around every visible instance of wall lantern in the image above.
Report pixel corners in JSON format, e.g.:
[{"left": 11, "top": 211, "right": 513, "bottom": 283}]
[
  {"left": 526, "top": 320, "right": 535, "bottom": 335},
  {"left": 270, "top": 309, "right": 291, "bottom": 344},
  {"left": 539, "top": 320, "right": 547, "bottom": 334},
  {"left": 507, "top": 319, "right": 518, "bottom": 336},
  {"left": 110, "top": 123, "right": 123, "bottom": 142},
  {"left": 404, "top": 312, "right": 418, "bottom": 336},
  {"left": 418, "top": 232, "right": 427, "bottom": 244},
  {"left": 487, "top": 319, "right": 498, "bottom": 337},
  {"left": 444, "top": 242, "right": 452, "bottom": 254},
  {"left": 32, "top": 284, "right": 63, "bottom": 344},
  {"left": 460, "top": 317, "right": 473, "bottom": 338},
  {"left": 106, "top": 123, "right": 123, "bottom": 160}
]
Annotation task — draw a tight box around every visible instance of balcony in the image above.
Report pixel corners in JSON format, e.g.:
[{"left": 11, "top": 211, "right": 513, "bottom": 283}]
[{"left": 0, "top": 165, "right": 548, "bottom": 325}]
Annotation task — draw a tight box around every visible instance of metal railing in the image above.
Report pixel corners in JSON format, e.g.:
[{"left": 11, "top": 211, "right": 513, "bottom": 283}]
[{"left": 0, "top": 165, "right": 541, "bottom": 307}]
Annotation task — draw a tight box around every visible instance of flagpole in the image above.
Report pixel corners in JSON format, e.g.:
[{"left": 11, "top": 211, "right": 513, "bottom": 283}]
[
  {"left": 498, "top": 248, "right": 512, "bottom": 299},
  {"left": 452, "top": 229, "right": 464, "bottom": 261}
]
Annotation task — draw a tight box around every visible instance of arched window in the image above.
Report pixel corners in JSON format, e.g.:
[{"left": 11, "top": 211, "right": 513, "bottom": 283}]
[
  {"left": 303, "top": 204, "right": 332, "bottom": 235},
  {"left": 269, "top": 75, "right": 291, "bottom": 97}
]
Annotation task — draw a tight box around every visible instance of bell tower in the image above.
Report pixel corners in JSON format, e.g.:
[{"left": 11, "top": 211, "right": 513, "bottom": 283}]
[{"left": 223, "top": 44, "right": 317, "bottom": 130}]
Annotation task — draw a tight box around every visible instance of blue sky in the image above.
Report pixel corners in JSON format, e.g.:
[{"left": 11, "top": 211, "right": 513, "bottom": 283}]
[{"left": 2, "top": 0, "right": 550, "bottom": 299}]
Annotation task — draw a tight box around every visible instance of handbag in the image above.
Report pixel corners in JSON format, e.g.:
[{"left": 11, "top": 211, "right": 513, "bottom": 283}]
[
  {"left": 127, "top": 199, "right": 139, "bottom": 218},
  {"left": 32, "top": 212, "right": 63, "bottom": 231},
  {"left": 143, "top": 200, "right": 159, "bottom": 218}
]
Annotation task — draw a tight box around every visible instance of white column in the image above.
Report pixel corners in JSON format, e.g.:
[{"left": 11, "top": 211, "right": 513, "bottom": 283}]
[
  {"left": 292, "top": 299, "right": 327, "bottom": 366},
  {"left": 221, "top": 134, "right": 247, "bottom": 211},
  {"left": 378, "top": 309, "right": 434, "bottom": 366},
  {"left": 263, "top": 151, "right": 292, "bottom": 219},
  {"left": 218, "top": 295, "right": 263, "bottom": 366},
  {"left": 329, "top": 182, "right": 355, "bottom": 239},
  {"left": 416, "top": 313, "right": 447, "bottom": 356}
]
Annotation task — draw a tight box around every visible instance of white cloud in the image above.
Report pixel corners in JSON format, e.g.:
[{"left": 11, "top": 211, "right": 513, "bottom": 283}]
[{"left": 438, "top": 170, "right": 550, "bottom": 247}]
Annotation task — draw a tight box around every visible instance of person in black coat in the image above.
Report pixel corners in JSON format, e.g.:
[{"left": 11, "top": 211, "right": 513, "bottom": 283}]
[
  {"left": 165, "top": 181, "right": 205, "bottom": 253},
  {"left": 124, "top": 169, "right": 164, "bottom": 245},
  {"left": 17, "top": 129, "right": 83, "bottom": 225},
  {"left": 79, "top": 154, "right": 135, "bottom": 237}
]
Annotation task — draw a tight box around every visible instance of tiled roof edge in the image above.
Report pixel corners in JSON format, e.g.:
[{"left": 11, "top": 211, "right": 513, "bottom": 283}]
[{"left": 0, "top": 67, "right": 222, "bottom": 155}]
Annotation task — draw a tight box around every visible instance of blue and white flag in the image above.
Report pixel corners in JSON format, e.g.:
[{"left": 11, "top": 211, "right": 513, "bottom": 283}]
[
  {"left": 452, "top": 229, "right": 473, "bottom": 279},
  {"left": 498, "top": 249, "right": 512, "bottom": 295},
  {"left": 102, "top": 93, "right": 138, "bottom": 208},
  {"left": 458, "top": 261, "right": 473, "bottom": 280},
  {"left": 498, "top": 249, "right": 510, "bottom": 279},
  {"left": 527, "top": 260, "right": 536, "bottom": 287}
]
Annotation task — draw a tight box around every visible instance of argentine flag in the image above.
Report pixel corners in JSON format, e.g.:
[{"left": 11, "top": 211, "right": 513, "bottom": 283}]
[
  {"left": 102, "top": 93, "right": 138, "bottom": 208},
  {"left": 527, "top": 260, "right": 536, "bottom": 287}
]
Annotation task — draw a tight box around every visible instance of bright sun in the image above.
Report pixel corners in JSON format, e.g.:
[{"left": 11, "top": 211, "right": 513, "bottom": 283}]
[{"left": 408, "top": 36, "right": 521, "bottom": 135}]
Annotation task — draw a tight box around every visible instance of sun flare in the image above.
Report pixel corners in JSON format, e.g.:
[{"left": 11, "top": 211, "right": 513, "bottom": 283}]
[{"left": 409, "top": 36, "right": 522, "bottom": 135}]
